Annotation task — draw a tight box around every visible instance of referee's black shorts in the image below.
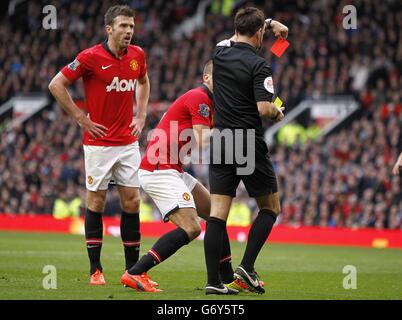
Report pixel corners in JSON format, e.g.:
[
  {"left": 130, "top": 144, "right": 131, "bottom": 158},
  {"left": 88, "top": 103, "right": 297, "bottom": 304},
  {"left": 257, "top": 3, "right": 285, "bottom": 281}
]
[{"left": 209, "top": 130, "right": 278, "bottom": 198}]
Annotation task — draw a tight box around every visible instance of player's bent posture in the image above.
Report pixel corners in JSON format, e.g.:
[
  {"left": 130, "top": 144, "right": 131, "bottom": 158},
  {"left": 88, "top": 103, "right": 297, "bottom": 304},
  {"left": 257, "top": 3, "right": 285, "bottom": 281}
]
[
  {"left": 204, "top": 7, "right": 288, "bottom": 294},
  {"left": 48, "top": 5, "right": 150, "bottom": 285},
  {"left": 120, "top": 61, "right": 235, "bottom": 293}
]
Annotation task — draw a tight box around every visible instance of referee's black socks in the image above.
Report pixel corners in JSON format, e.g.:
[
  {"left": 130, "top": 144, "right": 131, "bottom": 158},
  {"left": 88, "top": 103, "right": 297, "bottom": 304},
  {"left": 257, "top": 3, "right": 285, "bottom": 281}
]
[
  {"left": 220, "top": 227, "right": 234, "bottom": 283},
  {"left": 85, "top": 208, "right": 103, "bottom": 275},
  {"left": 204, "top": 217, "right": 226, "bottom": 286},
  {"left": 120, "top": 211, "right": 141, "bottom": 270},
  {"left": 128, "top": 227, "right": 190, "bottom": 275},
  {"left": 240, "top": 209, "right": 277, "bottom": 272}
]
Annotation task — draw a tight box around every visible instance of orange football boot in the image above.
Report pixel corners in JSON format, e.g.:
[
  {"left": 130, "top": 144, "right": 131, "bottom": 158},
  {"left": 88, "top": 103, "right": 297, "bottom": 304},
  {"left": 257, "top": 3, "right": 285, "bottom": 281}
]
[
  {"left": 120, "top": 271, "right": 162, "bottom": 292},
  {"left": 90, "top": 269, "right": 106, "bottom": 285},
  {"left": 123, "top": 271, "right": 159, "bottom": 288},
  {"left": 141, "top": 272, "right": 159, "bottom": 287}
]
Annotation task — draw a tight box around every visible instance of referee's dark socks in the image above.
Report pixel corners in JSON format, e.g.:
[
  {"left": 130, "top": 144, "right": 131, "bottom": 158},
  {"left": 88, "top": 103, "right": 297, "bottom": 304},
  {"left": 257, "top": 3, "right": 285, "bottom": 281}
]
[
  {"left": 85, "top": 208, "right": 103, "bottom": 275},
  {"left": 220, "top": 228, "right": 234, "bottom": 284},
  {"left": 204, "top": 217, "right": 226, "bottom": 286},
  {"left": 120, "top": 211, "right": 141, "bottom": 270},
  {"left": 128, "top": 227, "right": 190, "bottom": 275},
  {"left": 240, "top": 209, "right": 277, "bottom": 272}
]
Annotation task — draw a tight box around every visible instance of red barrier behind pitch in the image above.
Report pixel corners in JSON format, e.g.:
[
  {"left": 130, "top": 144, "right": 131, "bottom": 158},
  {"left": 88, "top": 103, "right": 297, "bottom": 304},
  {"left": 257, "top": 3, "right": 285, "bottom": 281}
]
[{"left": 0, "top": 215, "right": 401, "bottom": 249}]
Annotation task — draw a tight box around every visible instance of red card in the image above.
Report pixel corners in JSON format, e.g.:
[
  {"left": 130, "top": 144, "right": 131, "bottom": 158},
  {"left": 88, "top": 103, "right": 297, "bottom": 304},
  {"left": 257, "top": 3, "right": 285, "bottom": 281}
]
[{"left": 270, "top": 39, "right": 290, "bottom": 58}]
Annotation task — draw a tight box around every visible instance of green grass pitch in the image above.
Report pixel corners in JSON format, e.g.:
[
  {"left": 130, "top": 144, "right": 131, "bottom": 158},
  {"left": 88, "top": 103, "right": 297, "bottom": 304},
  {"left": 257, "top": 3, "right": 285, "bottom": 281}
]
[{"left": 0, "top": 231, "right": 401, "bottom": 300}]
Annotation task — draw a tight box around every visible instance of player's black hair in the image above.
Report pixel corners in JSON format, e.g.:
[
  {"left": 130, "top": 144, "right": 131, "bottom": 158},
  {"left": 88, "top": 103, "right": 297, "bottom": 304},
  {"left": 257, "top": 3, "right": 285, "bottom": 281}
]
[
  {"left": 234, "top": 7, "right": 265, "bottom": 37},
  {"left": 104, "top": 5, "right": 135, "bottom": 26}
]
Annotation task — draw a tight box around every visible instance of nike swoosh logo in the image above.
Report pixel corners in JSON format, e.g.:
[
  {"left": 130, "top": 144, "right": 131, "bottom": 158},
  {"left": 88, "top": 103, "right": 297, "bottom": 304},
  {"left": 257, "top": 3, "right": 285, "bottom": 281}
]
[
  {"left": 101, "top": 65, "right": 113, "bottom": 70},
  {"left": 87, "top": 245, "right": 99, "bottom": 249},
  {"left": 237, "top": 266, "right": 259, "bottom": 287},
  {"left": 249, "top": 277, "right": 259, "bottom": 287},
  {"left": 206, "top": 286, "right": 228, "bottom": 293}
]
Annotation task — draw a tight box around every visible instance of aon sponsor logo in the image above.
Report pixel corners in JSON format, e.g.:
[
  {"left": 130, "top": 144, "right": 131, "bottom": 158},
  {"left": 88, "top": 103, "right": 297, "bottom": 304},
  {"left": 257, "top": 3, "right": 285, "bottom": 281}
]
[{"left": 106, "top": 77, "right": 136, "bottom": 92}]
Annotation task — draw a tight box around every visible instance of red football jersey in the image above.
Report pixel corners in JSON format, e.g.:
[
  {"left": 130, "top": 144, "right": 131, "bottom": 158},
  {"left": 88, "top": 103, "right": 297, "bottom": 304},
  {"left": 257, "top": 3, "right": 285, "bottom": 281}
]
[
  {"left": 61, "top": 41, "right": 147, "bottom": 146},
  {"left": 140, "top": 85, "right": 214, "bottom": 172}
]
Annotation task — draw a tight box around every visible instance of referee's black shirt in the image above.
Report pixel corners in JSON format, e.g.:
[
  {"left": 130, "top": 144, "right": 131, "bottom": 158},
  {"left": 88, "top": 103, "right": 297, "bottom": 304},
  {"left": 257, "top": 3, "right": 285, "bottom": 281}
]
[{"left": 212, "top": 40, "right": 274, "bottom": 137}]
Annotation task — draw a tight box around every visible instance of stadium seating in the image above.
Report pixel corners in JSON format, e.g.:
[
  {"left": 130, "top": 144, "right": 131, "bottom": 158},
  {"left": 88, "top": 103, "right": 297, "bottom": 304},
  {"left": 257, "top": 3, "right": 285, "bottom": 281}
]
[{"left": 0, "top": 0, "right": 400, "bottom": 228}]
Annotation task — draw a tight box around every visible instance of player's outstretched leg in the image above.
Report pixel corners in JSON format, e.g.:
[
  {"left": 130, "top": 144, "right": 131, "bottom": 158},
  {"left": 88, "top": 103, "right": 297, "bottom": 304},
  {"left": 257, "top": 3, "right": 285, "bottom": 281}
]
[{"left": 121, "top": 208, "right": 200, "bottom": 292}]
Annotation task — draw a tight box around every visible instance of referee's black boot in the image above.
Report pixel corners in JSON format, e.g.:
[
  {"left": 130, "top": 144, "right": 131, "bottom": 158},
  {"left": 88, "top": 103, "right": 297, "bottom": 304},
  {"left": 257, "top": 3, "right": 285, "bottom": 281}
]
[
  {"left": 234, "top": 265, "right": 265, "bottom": 294},
  {"left": 205, "top": 282, "right": 239, "bottom": 295}
]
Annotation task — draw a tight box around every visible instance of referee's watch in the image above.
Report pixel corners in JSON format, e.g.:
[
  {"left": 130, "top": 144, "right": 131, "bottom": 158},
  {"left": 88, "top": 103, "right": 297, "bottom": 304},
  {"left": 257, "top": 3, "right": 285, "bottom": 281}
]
[{"left": 265, "top": 18, "right": 273, "bottom": 29}]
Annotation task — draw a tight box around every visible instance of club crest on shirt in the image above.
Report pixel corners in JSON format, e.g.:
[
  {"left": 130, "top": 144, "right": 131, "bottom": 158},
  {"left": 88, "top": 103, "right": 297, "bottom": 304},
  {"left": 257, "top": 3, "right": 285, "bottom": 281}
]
[
  {"left": 264, "top": 76, "right": 274, "bottom": 94},
  {"left": 68, "top": 59, "right": 80, "bottom": 71},
  {"left": 198, "top": 104, "right": 210, "bottom": 118},
  {"left": 87, "top": 176, "right": 93, "bottom": 185},
  {"left": 130, "top": 59, "right": 138, "bottom": 71},
  {"left": 182, "top": 192, "right": 191, "bottom": 201}
]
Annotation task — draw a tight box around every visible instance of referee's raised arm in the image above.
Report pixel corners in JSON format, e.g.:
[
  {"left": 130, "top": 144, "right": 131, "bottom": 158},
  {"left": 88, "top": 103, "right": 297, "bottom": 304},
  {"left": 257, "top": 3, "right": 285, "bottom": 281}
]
[{"left": 225, "top": 18, "right": 289, "bottom": 43}]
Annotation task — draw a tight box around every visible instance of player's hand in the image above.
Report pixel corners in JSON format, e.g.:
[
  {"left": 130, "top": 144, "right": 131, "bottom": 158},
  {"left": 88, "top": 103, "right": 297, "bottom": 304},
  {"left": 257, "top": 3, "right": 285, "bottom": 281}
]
[
  {"left": 268, "top": 20, "right": 289, "bottom": 39},
  {"left": 130, "top": 117, "right": 145, "bottom": 137},
  {"left": 77, "top": 114, "right": 108, "bottom": 139},
  {"left": 392, "top": 162, "right": 401, "bottom": 175},
  {"left": 272, "top": 107, "right": 285, "bottom": 122}
]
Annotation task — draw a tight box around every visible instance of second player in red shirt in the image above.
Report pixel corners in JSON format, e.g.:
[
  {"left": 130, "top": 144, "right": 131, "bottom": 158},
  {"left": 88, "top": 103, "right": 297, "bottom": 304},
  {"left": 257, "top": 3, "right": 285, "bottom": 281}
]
[{"left": 121, "top": 61, "right": 235, "bottom": 293}]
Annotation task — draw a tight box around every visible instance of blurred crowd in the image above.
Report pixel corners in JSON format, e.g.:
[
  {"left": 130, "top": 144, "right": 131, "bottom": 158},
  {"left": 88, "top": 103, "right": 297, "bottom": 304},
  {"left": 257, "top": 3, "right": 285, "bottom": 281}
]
[
  {"left": 275, "top": 102, "right": 402, "bottom": 229},
  {"left": 1, "top": 0, "right": 400, "bottom": 107},
  {"left": 0, "top": 0, "right": 201, "bottom": 103},
  {"left": 0, "top": 0, "right": 401, "bottom": 228}
]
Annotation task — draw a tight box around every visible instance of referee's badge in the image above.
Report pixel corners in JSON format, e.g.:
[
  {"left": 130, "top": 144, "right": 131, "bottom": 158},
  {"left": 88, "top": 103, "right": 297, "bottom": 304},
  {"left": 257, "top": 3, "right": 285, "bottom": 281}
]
[
  {"left": 198, "top": 104, "right": 210, "bottom": 118},
  {"left": 264, "top": 76, "right": 275, "bottom": 94}
]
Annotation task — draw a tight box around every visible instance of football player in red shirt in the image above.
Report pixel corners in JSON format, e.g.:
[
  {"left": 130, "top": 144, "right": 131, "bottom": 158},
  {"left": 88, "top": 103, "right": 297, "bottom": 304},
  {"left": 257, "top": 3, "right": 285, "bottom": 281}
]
[
  {"left": 48, "top": 5, "right": 149, "bottom": 285},
  {"left": 120, "top": 61, "right": 235, "bottom": 292}
]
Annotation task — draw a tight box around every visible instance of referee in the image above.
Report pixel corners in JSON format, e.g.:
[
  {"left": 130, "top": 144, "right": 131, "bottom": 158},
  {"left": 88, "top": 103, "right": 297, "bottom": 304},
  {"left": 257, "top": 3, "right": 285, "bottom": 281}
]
[{"left": 204, "top": 7, "right": 288, "bottom": 294}]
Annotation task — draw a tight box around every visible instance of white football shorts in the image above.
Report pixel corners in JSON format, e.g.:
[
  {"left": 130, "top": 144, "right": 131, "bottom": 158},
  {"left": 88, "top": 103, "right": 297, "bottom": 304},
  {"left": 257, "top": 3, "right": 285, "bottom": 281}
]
[
  {"left": 83, "top": 141, "right": 140, "bottom": 191},
  {"left": 138, "top": 169, "right": 198, "bottom": 221}
]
